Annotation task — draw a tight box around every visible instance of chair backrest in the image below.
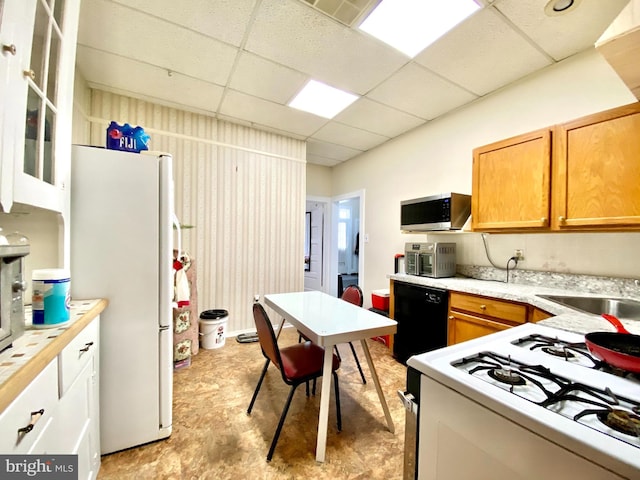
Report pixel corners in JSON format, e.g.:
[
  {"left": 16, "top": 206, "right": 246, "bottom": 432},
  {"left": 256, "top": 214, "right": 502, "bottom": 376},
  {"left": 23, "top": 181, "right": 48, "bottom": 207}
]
[
  {"left": 253, "top": 303, "right": 283, "bottom": 369},
  {"left": 341, "top": 284, "right": 363, "bottom": 307}
]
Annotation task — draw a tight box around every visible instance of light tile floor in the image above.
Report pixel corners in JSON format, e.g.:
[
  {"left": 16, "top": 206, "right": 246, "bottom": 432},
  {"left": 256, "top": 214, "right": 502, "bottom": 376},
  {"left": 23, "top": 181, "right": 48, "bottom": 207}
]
[{"left": 98, "top": 327, "right": 408, "bottom": 479}]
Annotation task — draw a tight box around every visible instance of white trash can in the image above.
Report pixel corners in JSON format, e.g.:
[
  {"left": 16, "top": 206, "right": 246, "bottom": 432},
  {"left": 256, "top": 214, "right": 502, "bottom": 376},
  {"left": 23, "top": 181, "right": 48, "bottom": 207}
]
[{"left": 199, "top": 309, "right": 228, "bottom": 349}]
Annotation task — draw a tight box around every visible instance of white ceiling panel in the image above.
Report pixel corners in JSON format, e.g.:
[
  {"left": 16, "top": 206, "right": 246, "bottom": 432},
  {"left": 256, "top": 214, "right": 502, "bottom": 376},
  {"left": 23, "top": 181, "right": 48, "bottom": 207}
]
[
  {"left": 368, "top": 63, "right": 478, "bottom": 120},
  {"left": 306, "top": 139, "right": 362, "bottom": 162},
  {"left": 414, "top": 8, "right": 553, "bottom": 96},
  {"left": 75, "top": 46, "right": 225, "bottom": 113},
  {"left": 75, "top": 0, "right": 632, "bottom": 166},
  {"left": 78, "top": 0, "right": 237, "bottom": 86},
  {"left": 244, "top": 0, "right": 409, "bottom": 94},
  {"left": 110, "top": 0, "right": 257, "bottom": 46},
  {"left": 496, "top": 0, "right": 630, "bottom": 61},
  {"left": 306, "top": 153, "right": 341, "bottom": 167},
  {"left": 229, "top": 52, "right": 308, "bottom": 104},
  {"left": 311, "top": 121, "right": 389, "bottom": 151},
  {"left": 220, "top": 90, "right": 327, "bottom": 137},
  {"left": 334, "top": 98, "right": 425, "bottom": 138}
]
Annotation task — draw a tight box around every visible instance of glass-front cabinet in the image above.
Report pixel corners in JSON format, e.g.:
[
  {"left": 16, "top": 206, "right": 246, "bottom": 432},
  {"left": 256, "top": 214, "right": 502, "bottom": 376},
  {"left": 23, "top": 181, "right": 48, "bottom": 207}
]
[{"left": 0, "top": 0, "right": 80, "bottom": 213}]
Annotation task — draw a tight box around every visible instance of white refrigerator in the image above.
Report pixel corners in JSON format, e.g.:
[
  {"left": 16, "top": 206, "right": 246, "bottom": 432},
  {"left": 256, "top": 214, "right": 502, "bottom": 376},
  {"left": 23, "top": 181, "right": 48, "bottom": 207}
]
[{"left": 70, "top": 145, "right": 175, "bottom": 454}]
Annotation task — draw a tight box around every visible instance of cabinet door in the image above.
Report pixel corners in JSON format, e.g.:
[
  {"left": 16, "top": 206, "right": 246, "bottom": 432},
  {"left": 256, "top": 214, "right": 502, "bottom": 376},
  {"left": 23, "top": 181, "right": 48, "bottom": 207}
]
[
  {"left": 0, "top": 0, "right": 37, "bottom": 212},
  {"left": 448, "top": 311, "right": 512, "bottom": 345},
  {"left": 0, "top": 358, "right": 58, "bottom": 454},
  {"left": 529, "top": 307, "right": 552, "bottom": 323},
  {"left": 552, "top": 102, "right": 640, "bottom": 230},
  {"left": 472, "top": 129, "right": 552, "bottom": 231}
]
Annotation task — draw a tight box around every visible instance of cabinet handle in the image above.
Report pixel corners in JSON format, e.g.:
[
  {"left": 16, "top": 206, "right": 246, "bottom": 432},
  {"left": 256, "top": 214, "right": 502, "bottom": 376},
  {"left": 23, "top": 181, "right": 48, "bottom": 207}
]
[
  {"left": 541, "top": 217, "right": 547, "bottom": 223},
  {"left": 17, "top": 409, "right": 45, "bottom": 435},
  {"left": 480, "top": 304, "right": 487, "bottom": 310},
  {"left": 448, "top": 316, "right": 454, "bottom": 320},
  {"left": 2, "top": 44, "right": 17, "bottom": 55},
  {"left": 558, "top": 216, "right": 565, "bottom": 223},
  {"left": 80, "top": 341, "right": 94, "bottom": 353},
  {"left": 23, "top": 69, "right": 35, "bottom": 80}
]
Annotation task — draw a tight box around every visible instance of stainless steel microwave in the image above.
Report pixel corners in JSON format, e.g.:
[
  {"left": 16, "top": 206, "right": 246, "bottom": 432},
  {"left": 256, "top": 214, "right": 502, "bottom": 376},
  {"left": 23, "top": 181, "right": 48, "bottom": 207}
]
[{"left": 400, "top": 193, "right": 471, "bottom": 231}]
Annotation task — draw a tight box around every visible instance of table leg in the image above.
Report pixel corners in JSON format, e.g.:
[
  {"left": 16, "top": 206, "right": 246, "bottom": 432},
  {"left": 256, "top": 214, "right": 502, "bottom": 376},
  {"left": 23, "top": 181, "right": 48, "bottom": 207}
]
[
  {"left": 360, "top": 339, "right": 395, "bottom": 434},
  {"left": 315, "top": 347, "right": 334, "bottom": 462},
  {"left": 274, "top": 317, "right": 286, "bottom": 339}
]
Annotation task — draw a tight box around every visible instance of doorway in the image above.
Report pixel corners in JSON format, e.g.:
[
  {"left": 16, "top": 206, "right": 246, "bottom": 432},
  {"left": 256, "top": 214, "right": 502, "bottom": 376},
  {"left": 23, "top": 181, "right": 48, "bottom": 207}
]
[
  {"left": 304, "top": 197, "right": 329, "bottom": 292},
  {"left": 329, "top": 190, "right": 364, "bottom": 298}
]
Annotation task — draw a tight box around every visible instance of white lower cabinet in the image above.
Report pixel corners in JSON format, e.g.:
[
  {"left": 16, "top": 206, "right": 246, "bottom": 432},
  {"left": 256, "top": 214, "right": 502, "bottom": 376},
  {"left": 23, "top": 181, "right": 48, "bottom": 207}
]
[
  {"left": 0, "top": 359, "right": 58, "bottom": 454},
  {"left": 0, "top": 316, "right": 100, "bottom": 480}
]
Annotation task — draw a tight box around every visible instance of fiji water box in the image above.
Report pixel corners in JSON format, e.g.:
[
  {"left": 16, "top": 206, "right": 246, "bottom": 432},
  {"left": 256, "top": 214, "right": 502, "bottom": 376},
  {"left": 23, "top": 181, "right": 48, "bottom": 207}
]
[{"left": 106, "top": 121, "right": 150, "bottom": 153}]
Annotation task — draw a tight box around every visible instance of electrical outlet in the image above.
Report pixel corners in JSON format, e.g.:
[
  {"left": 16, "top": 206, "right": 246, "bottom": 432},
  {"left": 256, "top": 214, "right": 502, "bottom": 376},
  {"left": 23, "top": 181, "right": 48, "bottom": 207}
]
[{"left": 514, "top": 249, "right": 525, "bottom": 261}]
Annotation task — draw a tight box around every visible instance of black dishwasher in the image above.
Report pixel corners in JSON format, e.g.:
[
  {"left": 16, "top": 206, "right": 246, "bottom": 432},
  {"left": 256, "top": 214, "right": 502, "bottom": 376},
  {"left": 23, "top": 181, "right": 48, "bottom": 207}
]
[{"left": 393, "top": 282, "right": 448, "bottom": 365}]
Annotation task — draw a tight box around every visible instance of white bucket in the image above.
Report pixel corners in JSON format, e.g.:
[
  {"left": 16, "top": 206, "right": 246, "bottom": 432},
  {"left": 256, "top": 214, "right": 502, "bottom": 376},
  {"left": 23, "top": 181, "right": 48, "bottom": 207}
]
[
  {"left": 32, "top": 268, "right": 71, "bottom": 328},
  {"left": 199, "top": 310, "right": 228, "bottom": 349}
]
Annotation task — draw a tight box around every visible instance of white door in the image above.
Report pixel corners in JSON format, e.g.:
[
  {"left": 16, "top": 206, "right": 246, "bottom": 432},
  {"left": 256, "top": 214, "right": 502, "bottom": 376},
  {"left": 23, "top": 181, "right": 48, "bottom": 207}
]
[{"left": 304, "top": 201, "right": 325, "bottom": 291}]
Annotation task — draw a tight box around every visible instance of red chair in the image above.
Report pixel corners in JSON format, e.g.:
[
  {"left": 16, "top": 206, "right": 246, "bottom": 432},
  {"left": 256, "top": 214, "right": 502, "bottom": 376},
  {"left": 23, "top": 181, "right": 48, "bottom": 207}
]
[
  {"left": 338, "top": 285, "right": 367, "bottom": 384},
  {"left": 247, "top": 302, "right": 342, "bottom": 461}
]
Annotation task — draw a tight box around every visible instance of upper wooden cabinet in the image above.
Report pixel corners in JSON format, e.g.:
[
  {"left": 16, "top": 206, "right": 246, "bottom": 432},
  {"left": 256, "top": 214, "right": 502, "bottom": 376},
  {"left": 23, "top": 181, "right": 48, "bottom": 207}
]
[
  {"left": 472, "top": 129, "right": 552, "bottom": 231},
  {"left": 552, "top": 102, "right": 640, "bottom": 230},
  {"left": 472, "top": 102, "right": 640, "bottom": 232}
]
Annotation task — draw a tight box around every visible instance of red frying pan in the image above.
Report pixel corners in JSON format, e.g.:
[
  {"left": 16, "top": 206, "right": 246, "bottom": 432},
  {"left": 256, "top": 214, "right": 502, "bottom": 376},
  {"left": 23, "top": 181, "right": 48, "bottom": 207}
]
[{"left": 585, "top": 314, "right": 640, "bottom": 373}]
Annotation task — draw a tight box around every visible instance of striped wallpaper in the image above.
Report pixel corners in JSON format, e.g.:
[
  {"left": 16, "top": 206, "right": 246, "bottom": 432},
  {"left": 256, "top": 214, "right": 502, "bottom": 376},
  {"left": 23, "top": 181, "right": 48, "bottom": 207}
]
[{"left": 79, "top": 90, "right": 306, "bottom": 334}]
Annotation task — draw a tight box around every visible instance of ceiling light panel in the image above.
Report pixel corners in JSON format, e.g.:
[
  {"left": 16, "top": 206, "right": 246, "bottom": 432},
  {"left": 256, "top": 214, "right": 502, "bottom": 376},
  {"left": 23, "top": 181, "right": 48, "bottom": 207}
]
[
  {"left": 289, "top": 80, "right": 359, "bottom": 119},
  {"left": 359, "top": 0, "right": 481, "bottom": 57}
]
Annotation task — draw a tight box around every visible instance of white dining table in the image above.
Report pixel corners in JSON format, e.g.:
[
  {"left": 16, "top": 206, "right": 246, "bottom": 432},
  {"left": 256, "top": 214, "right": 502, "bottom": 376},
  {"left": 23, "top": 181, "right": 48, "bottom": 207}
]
[{"left": 264, "top": 290, "right": 398, "bottom": 463}]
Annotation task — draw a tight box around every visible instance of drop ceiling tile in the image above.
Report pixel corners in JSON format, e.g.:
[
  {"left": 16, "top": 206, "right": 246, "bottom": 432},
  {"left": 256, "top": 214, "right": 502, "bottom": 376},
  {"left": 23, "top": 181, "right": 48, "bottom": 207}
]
[
  {"left": 495, "top": 0, "right": 630, "bottom": 61},
  {"left": 367, "top": 63, "right": 478, "bottom": 119},
  {"left": 220, "top": 90, "right": 327, "bottom": 137},
  {"left": 306, "top": 139, "right": 361, "bottom": 161},
  {"left": 229, "top": 52, "right": 308, "bottom": 104},
  {"left": 414, "top": 7, "right": 552, "bottom": 96},
  {"left": 306, "top": 153, "right": 341, "bottom": 167},
  {"left": 79, "top": 0, "right": 237, "bottom": 85},
  {"left": 110, "top": 0, "right": 257, "bottom": 46},
  {"left": 245, "top": 0, "right": 408, "bottom": 94},
  {"left": 311, "top": 121, "right": 388, "bottom": 151},
  {"left": 334, "top": 98, "right": 424, "bottom": 137},
  {"left": 76, "top": 46, "right": 224, "bottom": 113}
]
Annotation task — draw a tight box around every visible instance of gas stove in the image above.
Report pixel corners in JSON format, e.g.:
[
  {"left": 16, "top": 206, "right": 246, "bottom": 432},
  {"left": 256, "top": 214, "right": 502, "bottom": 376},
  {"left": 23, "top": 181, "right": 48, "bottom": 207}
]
[{"left": 408, "top": 322, "right": 640, "bottom": 479}]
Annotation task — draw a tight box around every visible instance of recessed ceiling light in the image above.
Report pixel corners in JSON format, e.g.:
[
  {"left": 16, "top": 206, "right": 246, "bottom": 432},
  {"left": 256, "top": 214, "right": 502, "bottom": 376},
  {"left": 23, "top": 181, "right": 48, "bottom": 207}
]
[
  {"left": 544, "top": 0, "right": 581, "bottom": 16},
  {"left": 288, "top": 80, "right": 359, "bottom": 119},
  {"left": 359, "top": 0, "right": 481, "bottom": 58}
]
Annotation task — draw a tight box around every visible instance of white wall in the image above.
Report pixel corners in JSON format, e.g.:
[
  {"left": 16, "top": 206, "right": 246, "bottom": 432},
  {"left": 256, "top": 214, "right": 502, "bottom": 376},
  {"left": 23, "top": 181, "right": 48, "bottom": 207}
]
[{"left": 329, "top": 49, "right": 640, "bottom": 304}]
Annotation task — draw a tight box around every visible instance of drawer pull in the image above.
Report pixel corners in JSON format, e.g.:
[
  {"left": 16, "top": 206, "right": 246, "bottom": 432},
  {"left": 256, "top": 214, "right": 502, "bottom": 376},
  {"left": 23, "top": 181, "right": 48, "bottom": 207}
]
[
  {"left": 480, "top": 304, "right": 487, "bottom": 310},
  {"left": 80, "top": 341, "right": 94, "bottom": 353},
  {"left": 17, "top": 409, "right": 45, "bottom": 435}
]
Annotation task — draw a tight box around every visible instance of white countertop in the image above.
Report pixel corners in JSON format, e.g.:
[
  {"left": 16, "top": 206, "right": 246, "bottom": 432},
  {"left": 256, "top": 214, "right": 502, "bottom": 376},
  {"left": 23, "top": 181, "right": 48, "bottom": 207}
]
[{"left": 388, "top": 273, "right": 640, "bottom": 336}]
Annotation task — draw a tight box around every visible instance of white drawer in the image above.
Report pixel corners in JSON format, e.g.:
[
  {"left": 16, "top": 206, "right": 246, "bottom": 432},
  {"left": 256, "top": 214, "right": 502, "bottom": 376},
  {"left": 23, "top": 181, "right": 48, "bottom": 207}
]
[
  {"left": 59, "top": 318, "right": 99, "bottom": 396},
  {"left": 0, "top": 358, "right": 58, "bottom": 453}
]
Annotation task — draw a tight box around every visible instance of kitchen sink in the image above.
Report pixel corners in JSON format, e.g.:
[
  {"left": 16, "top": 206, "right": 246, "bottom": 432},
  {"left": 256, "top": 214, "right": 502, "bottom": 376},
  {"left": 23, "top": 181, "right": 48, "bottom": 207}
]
[{"left": 537, "top": 295, "right": 640, "bottom": 320}]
